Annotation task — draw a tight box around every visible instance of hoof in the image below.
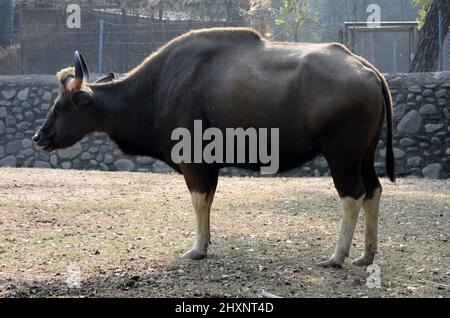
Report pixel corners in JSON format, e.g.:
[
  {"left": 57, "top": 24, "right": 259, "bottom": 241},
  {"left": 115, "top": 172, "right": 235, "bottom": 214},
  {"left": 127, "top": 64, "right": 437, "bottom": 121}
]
[
  {"left": 351, "top": 256, "right": 374, "bottom": 267},
  {"left": 318, "top": 258, "right": 343, "bottom": 269},
  {"left": 181, "top": 249, "right": 207, "bottom": 260}
]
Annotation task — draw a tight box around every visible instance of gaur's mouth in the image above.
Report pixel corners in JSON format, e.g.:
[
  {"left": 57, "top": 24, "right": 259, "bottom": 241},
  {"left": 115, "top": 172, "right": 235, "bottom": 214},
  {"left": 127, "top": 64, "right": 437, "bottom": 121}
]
[
  {"left": 39, "top": 141, "right": 55, "bottom": 153},
  {"left": 42, "top": 144, "right": 55, "bottom": 152},
  {"left": 34, "top": 133, "right": 57, "bottom": 152}
]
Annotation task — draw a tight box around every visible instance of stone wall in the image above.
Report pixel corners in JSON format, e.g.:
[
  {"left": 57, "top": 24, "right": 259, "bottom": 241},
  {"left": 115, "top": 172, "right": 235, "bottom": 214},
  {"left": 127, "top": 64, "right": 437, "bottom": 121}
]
[
  {"left": 0, "top": 72, "right": 449, "bottom": 179},
  {"left": 383, "top": 72, "right": 450, "bottom": 179}
]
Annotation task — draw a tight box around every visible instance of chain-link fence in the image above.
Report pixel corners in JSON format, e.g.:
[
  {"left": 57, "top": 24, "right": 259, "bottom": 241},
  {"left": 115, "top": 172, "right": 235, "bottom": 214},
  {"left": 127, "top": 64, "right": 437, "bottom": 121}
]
[
  {"left": 19, "top": 7, "right": 244, "bottom": 75},
  {"left": 343, "top": 22, "right": 418, "bottom": 73},
  {"left": 0, "top": 1, "right": 448, "bottom": 75},
  {"left": 445, "top": 35, "right": 450, "bottom": 71},
  {"left": 343, "top": 21, "right": 449, "bottom": 73},
  {"left": 1, "top": 2, "right": 248, "bottom": 75}
]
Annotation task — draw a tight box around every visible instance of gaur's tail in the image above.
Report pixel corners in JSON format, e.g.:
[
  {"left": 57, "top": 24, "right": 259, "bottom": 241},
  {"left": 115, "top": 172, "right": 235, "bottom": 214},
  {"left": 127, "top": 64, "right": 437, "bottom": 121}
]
[
  {"left": 354, "top": 55, "right": 396, "bottom": 182},
  {"left": 380, "top": 75, "right": 396, "bottom": 183}
]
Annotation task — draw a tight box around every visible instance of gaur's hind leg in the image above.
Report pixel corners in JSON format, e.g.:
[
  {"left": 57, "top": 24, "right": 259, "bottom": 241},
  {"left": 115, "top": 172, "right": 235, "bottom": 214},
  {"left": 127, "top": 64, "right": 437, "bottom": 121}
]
[
  {"left": 352, "top": 147, "right": 382, "bottom": 266},
  {"left": 180, "top": 164, "right": 219, "bottom": 260},
  {"left": 319, "top": 155, "right": 366, "bottom": 268}
]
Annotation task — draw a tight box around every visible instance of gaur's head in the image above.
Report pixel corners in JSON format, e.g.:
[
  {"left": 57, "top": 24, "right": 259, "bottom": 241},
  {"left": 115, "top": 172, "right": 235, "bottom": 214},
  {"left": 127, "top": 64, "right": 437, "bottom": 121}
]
[{"left": 33, "top": 52, "right": 115, "bottom": 152}]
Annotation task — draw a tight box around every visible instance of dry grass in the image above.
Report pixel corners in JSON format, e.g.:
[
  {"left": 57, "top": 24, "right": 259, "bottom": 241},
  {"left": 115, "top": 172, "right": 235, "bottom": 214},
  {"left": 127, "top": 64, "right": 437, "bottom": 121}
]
[{"left": 0, "top": 168, "right": 448, "bottom": 298}]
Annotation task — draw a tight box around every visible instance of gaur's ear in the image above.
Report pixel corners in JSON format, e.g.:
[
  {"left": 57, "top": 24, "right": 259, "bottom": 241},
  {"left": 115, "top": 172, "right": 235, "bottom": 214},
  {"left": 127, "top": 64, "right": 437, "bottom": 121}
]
[
  {"left": 95, "top": 72, "right": 116, "bottom": 84},
  {"left": 71, "top": 90, "right": 92, "bottom": 107}
]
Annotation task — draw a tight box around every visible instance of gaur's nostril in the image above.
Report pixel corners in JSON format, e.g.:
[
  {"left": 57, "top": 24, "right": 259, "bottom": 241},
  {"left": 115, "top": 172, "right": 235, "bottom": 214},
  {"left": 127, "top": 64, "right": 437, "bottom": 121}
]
[{"left": 32, "top": 133, "right": 41, "bottom": 143}]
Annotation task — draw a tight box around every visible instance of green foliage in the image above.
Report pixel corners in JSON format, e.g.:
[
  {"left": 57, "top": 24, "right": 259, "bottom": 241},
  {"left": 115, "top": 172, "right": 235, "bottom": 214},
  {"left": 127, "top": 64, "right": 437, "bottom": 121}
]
[
  {"left": 411, "top": 0, "right": 432, "bottom": 29},
  {"left": 274, "top": 0, "right": 308, "bottom": 28}
]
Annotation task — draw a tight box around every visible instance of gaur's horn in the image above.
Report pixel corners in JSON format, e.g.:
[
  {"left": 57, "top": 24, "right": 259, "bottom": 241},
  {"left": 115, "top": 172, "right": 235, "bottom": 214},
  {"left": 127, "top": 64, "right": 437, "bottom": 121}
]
[
  {"left": 78, "top": 51, "right": 90, "bottom": 81},
  {"left": 68, "top": 51, "right": 89, "bottom": 91}
]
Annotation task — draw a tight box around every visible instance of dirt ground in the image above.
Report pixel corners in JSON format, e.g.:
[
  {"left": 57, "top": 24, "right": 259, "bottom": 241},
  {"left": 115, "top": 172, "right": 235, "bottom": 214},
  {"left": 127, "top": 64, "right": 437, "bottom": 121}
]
[{"left": 0, "top": 168, "right": 448, "bottom": 298}]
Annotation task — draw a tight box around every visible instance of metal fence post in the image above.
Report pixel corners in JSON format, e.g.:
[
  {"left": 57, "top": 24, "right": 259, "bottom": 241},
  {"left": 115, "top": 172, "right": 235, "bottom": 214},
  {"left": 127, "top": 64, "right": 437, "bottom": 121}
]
[
  {"left": 19, "top": 10, "right": 24, "bottom": 75},
  {"left": 438, "top": 9, "right": 443, "bottom": 72},
  {"left": 98, "top": 18, "right": 104, "bottom": 75}
]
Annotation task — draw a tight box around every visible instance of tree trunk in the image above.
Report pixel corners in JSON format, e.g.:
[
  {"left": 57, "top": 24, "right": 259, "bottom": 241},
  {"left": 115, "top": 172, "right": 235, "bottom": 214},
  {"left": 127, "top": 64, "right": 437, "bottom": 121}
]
[{"left": 410, "top": 0, "right": 450, "bottom": 73}]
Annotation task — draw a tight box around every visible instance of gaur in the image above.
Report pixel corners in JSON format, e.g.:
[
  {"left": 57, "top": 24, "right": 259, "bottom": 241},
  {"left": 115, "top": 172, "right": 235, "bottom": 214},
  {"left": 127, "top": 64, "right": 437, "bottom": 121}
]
[{"left": 33, "top": 28, "right": 395, "bottom": 268}]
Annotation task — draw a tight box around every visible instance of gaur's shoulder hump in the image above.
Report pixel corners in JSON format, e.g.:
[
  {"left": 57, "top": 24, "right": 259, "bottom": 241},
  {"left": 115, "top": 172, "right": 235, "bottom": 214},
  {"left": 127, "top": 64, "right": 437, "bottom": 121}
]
[
  {"left": 125, "top": 28, "right": 263, "bottom": 78},
  {"left": 169, "top": 27, "right": 263, "bottom": 48},
  {"left": 189, "top": 27, "right": 262, "bottom": 41}
]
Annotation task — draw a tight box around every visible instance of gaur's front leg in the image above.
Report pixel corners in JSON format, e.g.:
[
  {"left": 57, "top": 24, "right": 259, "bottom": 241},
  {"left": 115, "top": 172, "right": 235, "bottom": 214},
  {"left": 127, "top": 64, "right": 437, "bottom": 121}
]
[{"left": 180, "top": 164, "right": 219, "bottom": 260}]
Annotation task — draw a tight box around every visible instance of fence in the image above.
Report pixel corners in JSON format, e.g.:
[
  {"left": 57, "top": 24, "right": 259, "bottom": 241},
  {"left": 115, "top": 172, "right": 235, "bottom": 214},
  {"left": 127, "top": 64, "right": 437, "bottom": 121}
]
[
  {"left": 2, "top": 5, "right": 449, "bottom": 75},
  {"left": 343, "top": 21, "right": 450, "bottom": 73},
  {"left": 17, "top": 7, "right": 245, "bottom": 75}
]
